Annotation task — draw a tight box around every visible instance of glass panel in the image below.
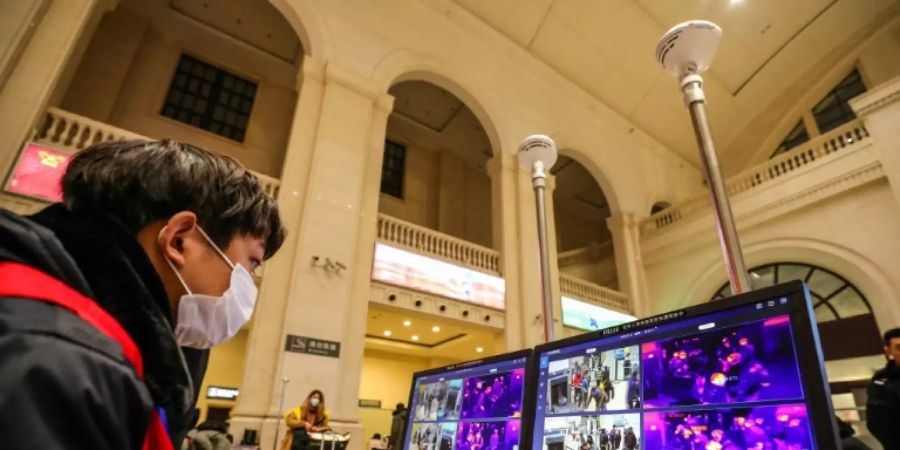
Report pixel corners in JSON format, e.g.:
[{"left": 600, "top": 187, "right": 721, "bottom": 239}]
[
  {"left": 778, "top": 264, "right": 809, "bottom": 283},
  {"left": 807, "top": 270, "right": 843, "bottom": 298},
  {"left": 749, "top": 266, "right": 775, "bottom": 289},
  {"left": 828, "top": 289, "right": 870, "bottom": 319},
  {"left": 814, "top": 305, "right": 837, "bottom": 323}
]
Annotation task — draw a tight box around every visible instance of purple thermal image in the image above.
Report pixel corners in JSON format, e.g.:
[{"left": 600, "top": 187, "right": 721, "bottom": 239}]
[
  {"left": 455, "top": 420, "right": 520, "bottom": 450},
  {"left": 460, "top": 368, "right": 525, "bottom": 419},
  {"left": 641, "top": 315, "right": 804, "bottom": 408},
  {"left": 643, "top": 404, "right": 813, "bottom": 450}
]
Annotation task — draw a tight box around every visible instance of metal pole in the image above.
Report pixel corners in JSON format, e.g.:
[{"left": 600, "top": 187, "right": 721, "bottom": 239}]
[
  {"left": 273, "top": 377, "right": 290, "bottom": 450},
  {"left": 681, "top": 73, "right": 752, "bottom": 295},
  {"left": 532, "top": 161, "right": 556, "bottom": 343}
]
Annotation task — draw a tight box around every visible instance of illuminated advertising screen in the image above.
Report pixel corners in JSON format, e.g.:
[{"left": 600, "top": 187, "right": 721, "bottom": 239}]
[
  {"left": 5, "top": 143, "right": 72, "bottom": 202},
  {"left": 561, "top": 296, "right": 636, "bottom": 332},
  {"left": 372, "top": 243, "right": 505, "bottom": 310}
]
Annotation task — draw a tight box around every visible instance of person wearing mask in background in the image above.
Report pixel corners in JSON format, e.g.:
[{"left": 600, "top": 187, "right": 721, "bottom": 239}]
[
  {"left": 282, "top": 390, "right": 330, "bottom": 450},
  {"left": 389, "top": 403, "right": 409, "bottom": 450},
  {"left": 868, "top": 328, "right": 900, "bottom": 450},
  {"left": 0, "top": 139, "right": 285, "bottom": 449}
]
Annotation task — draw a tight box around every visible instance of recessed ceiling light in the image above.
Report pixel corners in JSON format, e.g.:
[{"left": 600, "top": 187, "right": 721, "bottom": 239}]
[
  {"left": 384, "top": 330, "right": 392, "bottom": 337},
  {"left": 730, "top": 0, "right": 743, "bottom": 5},
  {"left": 476, "top": 347, "right": 484, "bottom": 353},
  {"left": 432, "top": 326, "right": 440, "bottom": 332},
  {"left": 411, "top": 335, "right": 419, "bottom": 341},
  {"left": 403, "top": 320, "right": 412, "bottom": 327}
]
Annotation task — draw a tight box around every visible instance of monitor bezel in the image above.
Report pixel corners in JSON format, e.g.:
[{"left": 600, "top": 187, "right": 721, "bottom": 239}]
[
  {"left": 401, "top": 349, "right": 535, "bottom": 450},
  {"left": 526, "top": 280, "right": 839, "bottom": 450}
]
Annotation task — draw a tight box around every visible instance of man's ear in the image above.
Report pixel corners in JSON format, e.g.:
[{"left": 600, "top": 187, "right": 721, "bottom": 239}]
[{"left": 158, "top": 211, "right": 198, "bottom": 268}]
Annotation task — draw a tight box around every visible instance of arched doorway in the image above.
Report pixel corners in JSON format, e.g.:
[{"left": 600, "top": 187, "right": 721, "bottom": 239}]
[{"left": 552, "top": 155, "right": 617, "bottom": 289}]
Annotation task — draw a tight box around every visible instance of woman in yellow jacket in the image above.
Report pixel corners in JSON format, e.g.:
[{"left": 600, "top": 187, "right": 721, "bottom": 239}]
[{"left": 281, "top": 390, "right": 330, "bottom": 450}]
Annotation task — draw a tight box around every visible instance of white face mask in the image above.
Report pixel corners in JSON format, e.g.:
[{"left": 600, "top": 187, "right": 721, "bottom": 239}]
[
  {"left": 163, "top": 226, "right": 258, "bottom": 349},
  {"left": 310, "top": 398, "right": 320, "bottom": 407}
]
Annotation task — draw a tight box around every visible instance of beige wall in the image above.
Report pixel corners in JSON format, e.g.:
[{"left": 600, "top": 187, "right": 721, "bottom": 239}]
[
  {"left": 58, "top": 2, "right": 298, "bottom": 177},
  {"left": 357, "top": 350, "right": 429, "bottom": 443},
  {"left": 196, "top": 330, "right": 250, "bottom": 423},
  {"left": 378, "top": 119, "right": 493, "bottom": 248}
]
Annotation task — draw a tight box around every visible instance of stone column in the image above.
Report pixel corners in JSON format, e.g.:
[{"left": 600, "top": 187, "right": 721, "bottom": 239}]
[
  {"left": 231, "top": 59, "right": 393, "bottom": 450},
  {"left": 850, "top": 75, "right": 900, "bottom": 205},
  {"left": 0, "top": 0, "right": 110, "bottom": 176},
  {"left": 488, "top": 152, "right": 525, "bottom": 351},
  {"left": 607, "top": 212, "right": 650, "bottom": 317}
]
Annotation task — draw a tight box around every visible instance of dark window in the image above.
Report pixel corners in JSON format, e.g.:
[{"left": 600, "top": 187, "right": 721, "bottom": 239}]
[
  {"left": 206, "top": 406, "right": 231, "bottom": 423},
  {"left": 650, "top": 201, "right": 671, "bottom": 215},
  {"left": 770, "top": 121, "right": 809, "bottom": 158},
  {"left": 380, "top": 140, "right": 406, "bottom": 198},
  {"left": 811, "top": 69, "right": 867, "bottom": 134},
  {"left": 710, "top": 263, "right": 882, "bottom": 360},
  {"left": 161, "top": 54, "right": 256, "bottom": 142}
]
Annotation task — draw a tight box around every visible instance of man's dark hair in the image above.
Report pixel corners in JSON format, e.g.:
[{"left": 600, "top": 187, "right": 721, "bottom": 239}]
[
  {"left": 884, "top": 328, "right": 900, "bottom": 347},
  {"left": 62, "top": 139, "right": 285, "bottom": 258}
]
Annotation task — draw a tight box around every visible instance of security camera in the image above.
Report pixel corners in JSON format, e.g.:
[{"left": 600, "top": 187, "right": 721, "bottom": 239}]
[
  {"left": 656, "top": 20, "right": 722, "bottom": 77},
  {"left": 516, "top": 135, "right": 558, "bottom": 173}
]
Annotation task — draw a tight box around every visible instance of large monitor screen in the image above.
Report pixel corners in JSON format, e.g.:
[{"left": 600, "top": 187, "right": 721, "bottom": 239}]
[
  {"left": 372, "top": 243, "right": 506, "bottom": 310},
  {"left": 529, "top": 281, "right": 838, "bottom": 450},
  {"left": 561, "top": 296, "right": 637, "bottom": 332},
  {"left": 403, "top": 351, "right": 531, "bottom": 450}
]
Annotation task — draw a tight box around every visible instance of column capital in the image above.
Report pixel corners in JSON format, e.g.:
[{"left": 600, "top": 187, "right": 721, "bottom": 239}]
[
  {"left": 606, "top": 211, "right": 642, "bottom": 230},
  {"left": 850, "top": 74, "right": 900, "bottom": 117},
  {"left": 325, "top": 62, "right": 385, "bottom": 101}
]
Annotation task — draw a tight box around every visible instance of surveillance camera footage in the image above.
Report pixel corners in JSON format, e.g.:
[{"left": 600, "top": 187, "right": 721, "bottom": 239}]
[
  {"left": 643, "top": 404, "right": 813, "bottom": 450},
  {"left": 460, "top": 368, "right": 525, "bottom": 419},
  {"left": 456, "top": 420, "right": 521, "bottom": 450},
  {"left": 530, "top": 295, "right": 824, "bottom": 450},
  {"left": 641, "top": 315, "right": 804, "bottom": 408}
]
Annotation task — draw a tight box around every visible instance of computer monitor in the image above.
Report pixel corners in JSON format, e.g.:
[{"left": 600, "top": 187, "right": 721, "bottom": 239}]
[
  {"left": 528, "top": 281, "right": 838, "bottom": 450},
  {"left": 402, "top": 350, "right": 532, "bottom": 450}
]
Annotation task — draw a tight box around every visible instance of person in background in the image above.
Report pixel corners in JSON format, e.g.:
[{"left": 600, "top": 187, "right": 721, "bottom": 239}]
[
  {"left": 369, "top": 433, "right": 387, "bottom": 450},
  {"left": 282, "top": 390, "right": 330, "bottom": 450},
  {"left": 389, "top": 403, "right": 409, "bottom": 450},
  {"left": 0, "top": 139, "right": 285, "bottom": 449},
  {"left": 868, "top": 328, "right": 900, "bottom": 450},
  {"left": 184, "top": 420, "right": 232, "bottom": 450}
]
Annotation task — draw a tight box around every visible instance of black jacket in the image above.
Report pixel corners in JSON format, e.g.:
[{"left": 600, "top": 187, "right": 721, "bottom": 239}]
[
  {"left": 0, "top": 205, "right": 203, "bottom": 448},
  {"left": 868, "top": 360, "right": 900, "bottom": 450},
  {"left": 389, "top": 409, "right": 407, "bottom": 450}
]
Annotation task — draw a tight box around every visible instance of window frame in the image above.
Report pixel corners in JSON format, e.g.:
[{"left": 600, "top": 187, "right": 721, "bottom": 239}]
[{"left": 380, "top": 139, "right": 407, "bottom": 199}]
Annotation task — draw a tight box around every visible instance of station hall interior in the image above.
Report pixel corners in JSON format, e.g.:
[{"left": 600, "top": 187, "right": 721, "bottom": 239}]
[{"left": 2, "top": 0, "right": 900, "bottom": 449}]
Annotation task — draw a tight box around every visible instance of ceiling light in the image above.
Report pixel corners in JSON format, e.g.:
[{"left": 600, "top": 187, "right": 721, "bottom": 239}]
[
  {"left": 476, "top": 347, "right": 484, "bottom": 353},
  {"left": 411, "top": 335, "right": 419, "bottom": 341},
  {"left": 384, "top": 330, "right": 392, "bottom": 337},
  {"left": 403, "top": 320, "right": 412, "bottom": 327},
  {"left": 432, "top": 326, "right": 441, "bottom": 332},
  {"left": 730, "top": 0, "right": 743, "bottom": 5}
]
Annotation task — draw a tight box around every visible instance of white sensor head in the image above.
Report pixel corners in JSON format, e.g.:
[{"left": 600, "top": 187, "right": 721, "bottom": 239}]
[
  {"left": 656, "top": 20, "right": 722, "bottom": 77},
  {"left": 517, "top": 135, "right": 558, "bottom": 172}
]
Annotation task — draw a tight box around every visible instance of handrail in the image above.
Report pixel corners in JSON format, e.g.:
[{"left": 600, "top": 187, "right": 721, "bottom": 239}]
[
  {"left": 641, "top": 119, "right": 871, "bottom": 234},
  {"left": 376, "top": 213, "right": 501, "bottom": 275},
  {"left": 558, "top": 241, "right": 614, "bottom": 268},
  {"left": 559, "top": 273, "right": 630, "bottom": 313},
  {"left": 35, "top": 107, "right": 280, "bottom": 198}
]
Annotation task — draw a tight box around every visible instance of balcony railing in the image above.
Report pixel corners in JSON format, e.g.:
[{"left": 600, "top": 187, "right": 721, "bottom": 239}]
[
  {"left": 376, "top": 213, "right": 501, "bottom": 275},
  {"left": 559, "top": 273, "right": 630, "bottom": 313},
  {"left": 558, "top": 241, "right": 613, "bottom": 268},
  {"left": 35, "top": 107, "right": 280, "bottom": 198},
  {"left": 641, "top": 120, "right": 871, "bottom": 234}
]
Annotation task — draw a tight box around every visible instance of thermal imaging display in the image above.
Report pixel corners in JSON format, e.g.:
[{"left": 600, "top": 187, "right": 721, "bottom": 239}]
[
  {"left": 530, "top": 281, "right": 838, "bottom": 450},
  {"left": 403, "top": 352, "right": 530, "bottom": 450}
]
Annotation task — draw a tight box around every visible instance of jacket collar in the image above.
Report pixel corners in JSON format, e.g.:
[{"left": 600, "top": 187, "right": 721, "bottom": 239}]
[{"left": 29, "top": 204, "right": 194, "bottom": 417}]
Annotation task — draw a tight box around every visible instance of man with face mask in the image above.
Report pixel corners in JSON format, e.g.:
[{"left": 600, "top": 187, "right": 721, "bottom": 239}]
[
  {"left": 0, "top": 139, "right": 285, "bottom": 449},
  {"left": 868, "top": 327, "right": 900, "bottom": 450}
]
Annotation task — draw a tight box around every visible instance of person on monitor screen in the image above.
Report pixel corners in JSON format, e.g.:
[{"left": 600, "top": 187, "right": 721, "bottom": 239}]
[
  {"left": 622, "top": 428, "right": 637, "bottom": 450},
  {"left": 0, "top": 139, "right": 285, "bottom": 449},
  {"left": 868, "top": 327, "right": 900, "bottom": 450},
  {"left": 282, "top": 390, "right": 330, "bottom": 450},
  {"left": 389, "top": 403, "right": 408, "bottom": 450}
]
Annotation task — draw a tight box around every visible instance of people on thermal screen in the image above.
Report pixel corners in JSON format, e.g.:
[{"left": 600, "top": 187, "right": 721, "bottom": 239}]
[
  {"left": 282, "top": 390, "right": 331, "bottom": 450},
  {"left": 0, "top": 139, "right": 285, "bottom": 449},
  {"left": 867, "top": 328, "right": 900, "bottom": 450}
]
